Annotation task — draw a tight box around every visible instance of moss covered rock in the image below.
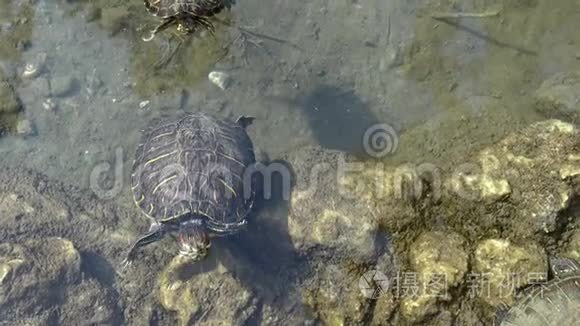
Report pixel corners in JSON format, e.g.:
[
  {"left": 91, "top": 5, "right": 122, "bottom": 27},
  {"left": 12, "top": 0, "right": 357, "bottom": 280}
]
[
  {"left": 0, "top": 238, "right": 82, "bottom": 323},
  {"left": 400, "top": 231, "right": 468, "bottom": 323},
  {"left": 303, "top": 264, "right": 369, "bottom": 326},
  {"left": 444, "top": 120, "right": 579, "bottom": 238},
  {"left": 286, "top": 147, "right": 380, "bottom": 263},
  {"left": 0, "top": 68, "right": 22, "bottom": 134},
  {"left": 564, "top": 228, "right": 580, "bottom": 261},
  {"left": 158, "top": 255, "right": 257, "bottom": 325},
  {"left": 535, "top": 71, "right": 580, "bottom": 123},
  {"left": 472, "top": 239, "right": 547, "bottom": 307}
]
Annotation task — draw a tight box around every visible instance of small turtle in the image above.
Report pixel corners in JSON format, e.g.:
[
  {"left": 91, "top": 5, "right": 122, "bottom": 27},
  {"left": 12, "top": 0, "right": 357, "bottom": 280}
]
[
  {"left": 124, "top": 112, "right": 256, "bottom": 265},
  {"left": 142, "top": 0, "right": 236, "bottom": 41},
  {"left": 495, "top": 257, "right": 580, "bottom": 325}
]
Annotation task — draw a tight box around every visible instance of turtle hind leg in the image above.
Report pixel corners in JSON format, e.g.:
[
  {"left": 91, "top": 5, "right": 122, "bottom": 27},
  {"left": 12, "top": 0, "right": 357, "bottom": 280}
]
[{"left": 143, "top": 17, "right": 177, "bottom": 42}]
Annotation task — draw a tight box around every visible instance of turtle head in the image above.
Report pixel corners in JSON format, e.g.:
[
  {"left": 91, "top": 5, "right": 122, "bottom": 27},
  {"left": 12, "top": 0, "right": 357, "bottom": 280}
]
[{"left": 177, "top": 219, "right": 210, "bottom": 261}]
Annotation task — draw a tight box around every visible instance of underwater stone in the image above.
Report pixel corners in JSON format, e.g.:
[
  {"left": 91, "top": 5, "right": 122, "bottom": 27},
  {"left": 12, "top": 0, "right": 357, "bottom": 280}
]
[
  {"left": 400, "top": 231, "right": 468, "bottom": 323},
  {"left": 158, "top": 255, "right": 257, "bottom": 325},
  {"left": 289, "top": 198, "right": 378, "bottom": 260},
  {"left": 287, "top": 147, "right": 380, "bottom": 262},
  {"left": 0, "top": 68, "right": 21, "bottom": 114},
  {"left": 16, "top": 118, "right": 34, "bottom": 136},
  {"left": 22, "top": 53, "right": 47, "bottom": 79},
  {"left": 59, "top": 279, "right": 118, "bottom": 325},
  {"left": 409, "top": 231, "right": 468, "bottom": 288},
  {"left": 208, "top": 71, "right": 231, "bottom": 90},
  {"left": 564, "top": 229, "right": 580, "bottom": 261},
  {"left": 303, "top": 264, "right": 368, "bottom": 325},
  {"left": 445, "top": 119, "right": 579, "bottom": 238},
  {"left": 535, "top": 71, "right": 580, "bottom": 123},
  {"left": 0, "top": 238, "right": 81, "bottom": 319},
  {"left": 338, "top": 162, "right": 425, "bottom": 233},
  {"left": 472, "top": 239, "right": 547, "bottom": 307},
  {"left": 50, "top": 76, "right": 76, "bottom": 97}
]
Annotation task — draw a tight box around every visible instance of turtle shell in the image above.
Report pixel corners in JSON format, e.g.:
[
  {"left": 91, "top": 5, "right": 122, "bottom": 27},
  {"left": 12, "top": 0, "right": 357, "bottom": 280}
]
[
  {"left": 131, "top": 112, "right": 255, "bottom": 232},
  {"left": 497, "top": 271, "right": 580, "bottom": 325},
  {"left": 144, "top": 0, "right": 235, "bottom": 19}
]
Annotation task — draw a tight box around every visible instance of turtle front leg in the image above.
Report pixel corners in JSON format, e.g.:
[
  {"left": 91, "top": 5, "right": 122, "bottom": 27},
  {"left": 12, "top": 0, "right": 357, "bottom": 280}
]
[
  {"left": 122, "top": 223, "right": 167, "bottom": 268},
  {"left": 143, "top": 17, "right": 177, "bottom": 42}
]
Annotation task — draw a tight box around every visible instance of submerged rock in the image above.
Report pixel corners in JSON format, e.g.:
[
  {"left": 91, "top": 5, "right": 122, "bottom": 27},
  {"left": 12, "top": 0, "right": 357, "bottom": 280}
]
[
  {"left": 0, "top": 168, "right": 170, "bottom": 325},
  {"left": 0, "top": 67, "right": 22, "bottom": 133},
  {"left": 472, "top": 239, "right": 547, "bottom": 307},
  {"left": 338, "top": 161, "right": 430, "bottom": 234},
  {"left": 59, "top": 279, "right": 119, "bottom": 325},
  {"left": 15, "top": 118, "right": 34, "bottom": 136},
  {"left": 158, "top": 255, "right": 258, "bottom": 325},
  {"left": 400, "top": 231, "right": 468, "bottom": 323},
  {"left": 303, "top": 263, "right": 369, "bottom": 325},
  {"left": 0, "top": 238, "right": 81, "bottom": 323},
  {"left": 50, "top": 75, "right": 77, "bottom": 97},
  {"left": 286, "top": 147, "right": 380, "bottom": 263},
  {"left": 535, "top": 71, "right": 580, "bottom": 123},
  {"left": 445, "top": 120, "right": 579, "bottom": 238},
  {"left": 564, "top": 228, "right": 580, "bottom": 261}
]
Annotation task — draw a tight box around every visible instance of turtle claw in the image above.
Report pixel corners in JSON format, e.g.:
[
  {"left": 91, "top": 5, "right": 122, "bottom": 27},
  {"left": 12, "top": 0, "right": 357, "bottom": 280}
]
[
  {"left": 119, "top": 256, "right": 133, "bottom": 272},
  {"left": 115, "top": 258, "right": 132, "bottom": 278}
]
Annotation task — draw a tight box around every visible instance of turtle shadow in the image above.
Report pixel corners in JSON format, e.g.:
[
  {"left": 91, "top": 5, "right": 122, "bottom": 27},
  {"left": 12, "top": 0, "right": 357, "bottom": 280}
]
[
  {"left": 298, "top": 85, "right": 382, "bottom": 158},
  {"left": 215, "top": 158, "right": 309, "bottom": 317}
]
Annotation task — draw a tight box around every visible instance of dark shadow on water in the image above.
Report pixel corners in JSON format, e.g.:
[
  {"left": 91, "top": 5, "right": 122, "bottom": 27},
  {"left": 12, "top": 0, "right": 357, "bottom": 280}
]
[
  {"left": 80, "top": 251, "right": 125, "bottom": 326},
  {"left": 216, "top": 158, "right": 310, "bottom": 323},
  {"left": 299, "top": 85, "right": 382, "bottom": 158},
  {"left": 81, "top": 251, "right": 117, "bottom": 286}
]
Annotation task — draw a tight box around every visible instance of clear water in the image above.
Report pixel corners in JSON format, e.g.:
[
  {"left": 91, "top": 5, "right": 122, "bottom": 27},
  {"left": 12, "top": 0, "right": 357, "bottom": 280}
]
[{"left": 1, "top": 0, "right": 579, "bottom": 324}]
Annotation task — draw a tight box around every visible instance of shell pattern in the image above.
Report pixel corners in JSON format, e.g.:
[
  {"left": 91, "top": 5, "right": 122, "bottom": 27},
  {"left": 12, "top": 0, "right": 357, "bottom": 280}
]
[
  {"left": 131, "top": 113, "right": 255, "bottom": 232},
  {"left": 498, "top": 265, "right": 580, "bottom": 325},
  {"left": 144, "top": 0, "right": 234, "bottom": 19}
]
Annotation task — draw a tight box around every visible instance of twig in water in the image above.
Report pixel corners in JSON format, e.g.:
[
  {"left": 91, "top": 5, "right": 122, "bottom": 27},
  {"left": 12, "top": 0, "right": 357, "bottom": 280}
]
[{"left": 431, "top": 10, "right": 500, "bottom": 20}]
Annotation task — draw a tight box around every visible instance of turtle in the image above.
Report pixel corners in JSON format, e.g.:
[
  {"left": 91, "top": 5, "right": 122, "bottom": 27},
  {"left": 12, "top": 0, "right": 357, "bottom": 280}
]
[
  {"left": 142, "top": 0, "right": 236, "bottom": 41},
  {"left": 494, "top": 256, "right": 580, "bottom": 325},
  {"left": 123, "top": 112, "right": 257, "bottom": 265}
]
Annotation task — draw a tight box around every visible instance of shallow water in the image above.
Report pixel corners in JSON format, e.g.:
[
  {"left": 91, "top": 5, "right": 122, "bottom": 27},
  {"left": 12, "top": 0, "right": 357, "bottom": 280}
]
[{"left": 1, "top": 0, "right": 580, "bottom": 324}]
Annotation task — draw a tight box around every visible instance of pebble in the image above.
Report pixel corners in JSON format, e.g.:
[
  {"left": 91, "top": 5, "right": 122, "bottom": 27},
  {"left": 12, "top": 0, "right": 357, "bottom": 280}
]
[
  {"left": 208, "top": 71, "right": 231, "bottom": 90},
  {"left": 16, "top": 119, "right": 34, "bottom": 136},
  {"left": 42, "top": 98, "right": 56, "bottom": 111},
  {"left": 22, "top": 53, "right": 47, "bottom": 79},
  {"left": 139, "top": 100, "right": 150, "bottom": 109}
]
